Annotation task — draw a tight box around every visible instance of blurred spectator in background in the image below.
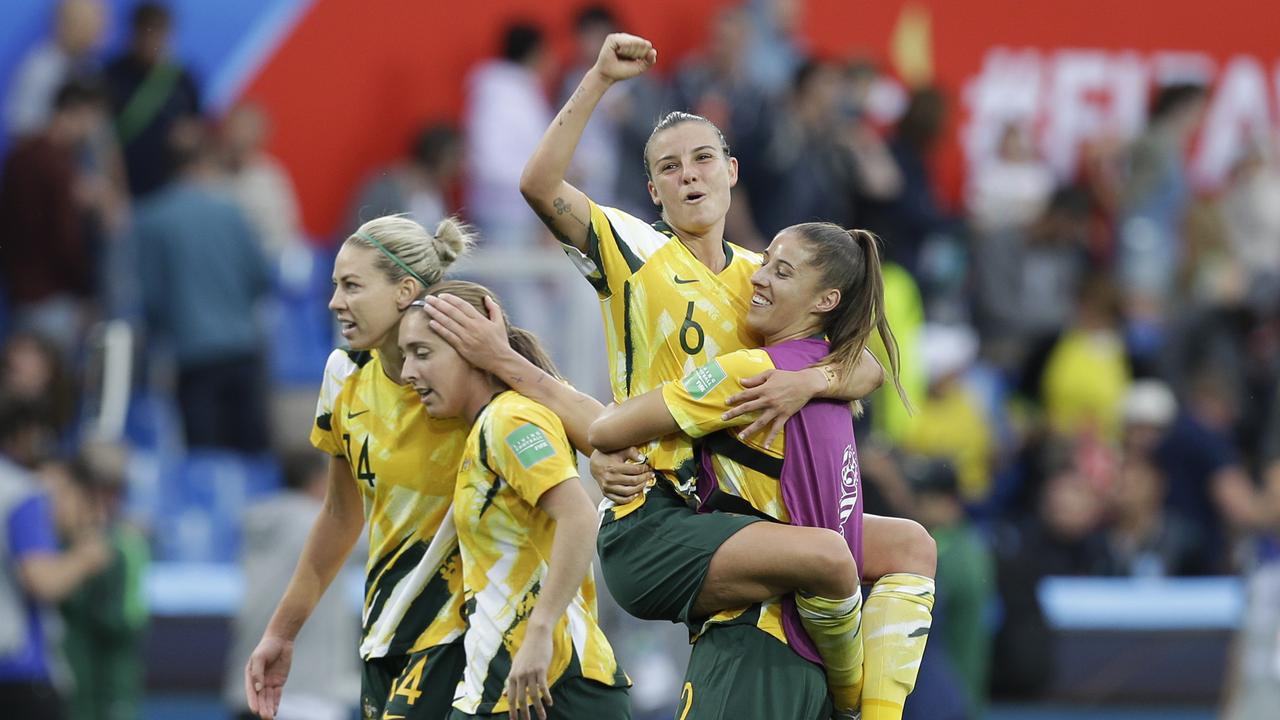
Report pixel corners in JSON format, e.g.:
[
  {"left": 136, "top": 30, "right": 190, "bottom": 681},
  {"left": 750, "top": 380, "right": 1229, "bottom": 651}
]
[
  {"left": 4, "top": 0, "right": 106, "bottom": 137},
  {"left": 464, "top": 21, "right": 553, "bottom": 249},
  {"left": 747, "top": 59, "right": 863, "bottom": 236},
  {"left": 0, "top": 80, "right": 109, "bottom": 355},
  {"left": 0, "top": 332, "right": 77, "bottom": 439},
  {"left": 868, "top": 258, "right": 925, "bottom": 443},
  {"left": 132, "top": 119, "right": 270, "bottom": 452},
  {"left": 1223, "top": 139, "right": 1280, "bottom": 313},
  {"left": 0, "top": 399, "right": 108, "bottom": 719},
  {"left": 219, "top": 102, "right": 303, "bottom": 262},
  {"left": 1225, "top": 423, "right": 1280, "bottom": 718},
  {"left": 833, "top": 60, "right": 905, "bottom": 228},
  {"left": 1040, "top": 274, "right": 1131, "bottom": 444},
  {"left": 1116, "top": 83, "right": 1206, "bottom": 320},
  {"left": 966, "top": 121, "right": 1054, "bottom": 237},
  {"left": 224, "top": 450, "right": 359, "bottom": 720},
  {"left": 991, "top": 454, "right": 1106, "bottom": 698},
  {"left": 909, "top": 459, "right": 995, "bottom": 718},
  {"left": 1155, "top": 368, "right": 1258, "bottom": 572},
  {"left": 345, "top": 121, "right": 461, "bottom": 233},
  {"left": 1119, "top": 379, "right": 1177, "bottom": 459},
  {"left": 670, "top": 6, "right": 769, "bottom": 148},
  {"left": 875, "top": 86, "right": 953, "bottom": 282},
  {"left": 47, "top": 445, "right": 148, "bottom": 720},
  {"left": 902, "top": 324, "right": 993, "bottom": 504},
  {"left": 1099, "top": 456, "right": 1206, "bottom": 577},
  {"left": 104, "top": 1, "right": 200, "bottom": 197},
  {"left": 744, "top": 0, "right": 806, "bottom": 97},
  {"left": 974, "top": 187, "right": 1090, "bottom": 377}
]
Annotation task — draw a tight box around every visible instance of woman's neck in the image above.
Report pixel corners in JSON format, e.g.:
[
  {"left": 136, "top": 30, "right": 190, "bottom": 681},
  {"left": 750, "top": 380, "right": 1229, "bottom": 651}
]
[
  {"left": 764, "top": 320, "right": 824, "bottom": 347},
  {"left": 668, "top": 217, "right": 728, "bottom": 273},
  {"left": 376, "top": 334, "right": 405, "bottom": 385},
  {"left": 464, "top": 378, "right": 507, "bottom": 424}
]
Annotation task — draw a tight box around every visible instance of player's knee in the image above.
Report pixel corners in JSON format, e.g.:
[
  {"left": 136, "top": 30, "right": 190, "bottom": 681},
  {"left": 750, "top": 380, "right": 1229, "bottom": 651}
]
[
  {"left": 896, "top": 519, "right": 937, "bottom": 578},
  {"left": 804, "top": 528, "right": 859, "bottom": 598}
]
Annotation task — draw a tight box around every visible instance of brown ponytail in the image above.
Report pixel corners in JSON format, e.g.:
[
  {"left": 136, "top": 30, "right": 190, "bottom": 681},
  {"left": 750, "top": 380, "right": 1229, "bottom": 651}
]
[
  {"left": 415, "top": 280, "right": 561, "bottom": 380},
  {"left": 788, "top": 222, "right": 910, "bottom": 411}
]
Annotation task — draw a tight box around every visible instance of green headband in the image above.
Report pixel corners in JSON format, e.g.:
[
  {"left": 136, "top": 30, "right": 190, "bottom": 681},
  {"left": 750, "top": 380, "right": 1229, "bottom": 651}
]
[{"left": 356, "top": 231, "right": 429, "bottom": 288}]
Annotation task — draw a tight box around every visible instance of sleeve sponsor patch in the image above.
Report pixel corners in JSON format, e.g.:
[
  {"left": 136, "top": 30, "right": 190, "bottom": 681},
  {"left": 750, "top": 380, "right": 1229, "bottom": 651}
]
[
  {"left": 682, "top": 360, "right": 727, "bottom": 400},
  {"left": 505, "top": 423, "right": 556, "bottom": 469}
]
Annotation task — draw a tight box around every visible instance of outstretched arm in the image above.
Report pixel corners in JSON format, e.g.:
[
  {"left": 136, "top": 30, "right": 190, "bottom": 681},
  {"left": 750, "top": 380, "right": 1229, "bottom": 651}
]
[
  {"left": 519, "top": 33, "right": 656, "bottom": 252},
  {"left": 589, "top": 389, "right": 679, "bottom": 453}
]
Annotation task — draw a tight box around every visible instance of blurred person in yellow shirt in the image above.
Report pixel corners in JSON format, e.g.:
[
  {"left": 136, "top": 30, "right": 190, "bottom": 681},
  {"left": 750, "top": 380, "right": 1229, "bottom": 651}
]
[
  {"left": 1041, "top": 275, "right": 1131, "bottom": 443},
  {"left": 901, "top": 325, "right": 993, "bottom": 504}
]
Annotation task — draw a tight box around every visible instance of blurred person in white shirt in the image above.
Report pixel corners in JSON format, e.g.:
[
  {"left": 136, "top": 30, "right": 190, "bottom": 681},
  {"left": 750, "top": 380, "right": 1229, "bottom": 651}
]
[
  {"left": 224, "top": 450, "right": 361, "bottom": 720},
  {"left": 219, "top": 102, "right": 304, "bottom": 262},
  {"left": 5, "top": 0, "right": 106, "bottom": 137},
  {"left": 463, "top": 21, "right": 553, "bottom": 250},
  {"left": 966, "top": 121, "right": 1055, "bottom": 236}
]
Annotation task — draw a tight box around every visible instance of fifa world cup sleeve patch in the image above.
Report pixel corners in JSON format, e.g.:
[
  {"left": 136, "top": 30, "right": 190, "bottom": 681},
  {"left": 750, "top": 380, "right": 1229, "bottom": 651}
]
[
  {"left": 506, "top": 423, "right": 556, "bottom": 469},
  {"left": 682, "top": 360, "right": 727, "bottom": 400}
]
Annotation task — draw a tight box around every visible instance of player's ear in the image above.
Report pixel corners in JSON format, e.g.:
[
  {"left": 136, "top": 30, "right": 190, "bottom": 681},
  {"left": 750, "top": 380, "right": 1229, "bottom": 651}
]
[
  {"left": 396, "top": 276, "right": 419, "bottom": 309},
  {"left": 647, "top": 180, "right": 661, "bottom": 208},
  {"left": 814, "top": 287, "right": 841, "bottom": 314},
  {"left": 727, "top": 155, "right": 739, "bottom": 188}
]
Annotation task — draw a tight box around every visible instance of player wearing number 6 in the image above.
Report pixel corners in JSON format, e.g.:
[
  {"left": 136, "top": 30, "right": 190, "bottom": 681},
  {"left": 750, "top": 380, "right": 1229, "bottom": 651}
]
[
  {"left": 520, "top": 33, "right": 937, "bottom": 719},
  {"left": 400, "top": 281, "right": 630, "bottom": 720}
]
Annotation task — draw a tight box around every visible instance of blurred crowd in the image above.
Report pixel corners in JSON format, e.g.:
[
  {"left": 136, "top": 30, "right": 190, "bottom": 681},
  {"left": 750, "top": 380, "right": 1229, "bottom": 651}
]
[{"left": 2, "top": 1, "right": 1279, "bottom": 719}]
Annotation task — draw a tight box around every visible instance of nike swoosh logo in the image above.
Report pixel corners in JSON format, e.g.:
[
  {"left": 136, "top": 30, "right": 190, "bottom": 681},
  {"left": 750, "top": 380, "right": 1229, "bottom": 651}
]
[
  {"left": 347, "top": 410, "right": 370, "bottom": 419},
  {"left": 673, "top": 275, "right": 698, "bottom": 284}
]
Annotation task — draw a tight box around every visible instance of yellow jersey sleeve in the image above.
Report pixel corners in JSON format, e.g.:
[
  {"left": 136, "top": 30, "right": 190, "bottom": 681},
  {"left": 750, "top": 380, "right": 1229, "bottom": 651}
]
[
  {"left": 660, "top": 349, "right": 775, "bottom": 439},
  {"left": 486, "top": 400, "right": 579, "bottom": 507},
  {"left": 310, "top": 349, "right": 361, "bottom": 456},
  {"left": 559, "top": 199, "right": 671, "bottom": 299}
]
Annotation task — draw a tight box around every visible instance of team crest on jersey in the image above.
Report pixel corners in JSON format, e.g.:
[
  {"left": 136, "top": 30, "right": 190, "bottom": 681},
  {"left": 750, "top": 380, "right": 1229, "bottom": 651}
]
[
  {"left": 506, "top": 423, "right": 555, "bottom": 469},
  {"left": 838, "top": 444, "right": 860, "bottom": 537},
  {"left": 682, "top": 360, "right": 726, "bottom": 399}
]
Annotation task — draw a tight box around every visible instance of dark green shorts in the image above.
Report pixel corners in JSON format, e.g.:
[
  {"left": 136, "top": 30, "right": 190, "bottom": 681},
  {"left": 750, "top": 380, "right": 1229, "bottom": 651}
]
[
  {"left": 362, "top": 642, "right": 467, "bottom": 720},
  {"left": 598, "top": 482, "right": 761, "bottom": 627},
  {"left": 446, "top": 676, "right": 631, "bottom": 719},
  {"left": 677, "top": 623, "right": 831, "bottom": 720}
]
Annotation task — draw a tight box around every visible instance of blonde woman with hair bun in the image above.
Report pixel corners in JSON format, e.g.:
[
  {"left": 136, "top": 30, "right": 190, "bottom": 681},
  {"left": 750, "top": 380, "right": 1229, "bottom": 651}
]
[{"left": 244, "top": 214, "right": 605, "bottom": 720}]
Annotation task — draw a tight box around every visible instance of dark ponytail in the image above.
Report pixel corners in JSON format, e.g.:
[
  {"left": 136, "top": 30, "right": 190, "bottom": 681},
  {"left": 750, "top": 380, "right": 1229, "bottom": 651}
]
[
  {"left": 415, "top": 280, "right": 561, "bottom": 380},
  {"left": 788, "top": 223, "right": 910, "bottom": 411}
]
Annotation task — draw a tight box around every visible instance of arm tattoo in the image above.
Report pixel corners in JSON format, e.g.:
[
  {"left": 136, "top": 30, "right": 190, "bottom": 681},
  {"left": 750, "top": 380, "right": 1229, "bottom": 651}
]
[{"left": 553, "top": 197, "right": 588, "bottom": 228}]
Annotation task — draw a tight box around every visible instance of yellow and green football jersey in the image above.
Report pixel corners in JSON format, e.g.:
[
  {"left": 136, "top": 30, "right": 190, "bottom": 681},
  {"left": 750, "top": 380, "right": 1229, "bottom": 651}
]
[
  {"left": 452, "top": 390, "right": 628, "bottom": 714},
  {"left": 561, "top": 200, "right": 762, "bottom": 516},
  {"left": 661, "top": 349, "right": 794, "bottom": 645},
  {"left": 310, "top": 348, "right": 469, "bottom": 660}
]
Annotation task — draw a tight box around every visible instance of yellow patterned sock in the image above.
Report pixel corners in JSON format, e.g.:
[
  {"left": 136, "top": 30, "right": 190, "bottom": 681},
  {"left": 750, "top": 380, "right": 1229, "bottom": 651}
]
[
  {"left": 860, "top": 573, "right": 935, "bottom": 720},
  {"left": 795, "top": 591, "right": 864, "bottom": 712}
]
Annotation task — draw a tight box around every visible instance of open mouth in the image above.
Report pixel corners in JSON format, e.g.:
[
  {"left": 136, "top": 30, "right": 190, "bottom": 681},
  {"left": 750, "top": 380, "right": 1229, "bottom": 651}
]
[
  {"left": 684, "top": 191, "right": 706, "bottom": 204},
  {"left": 338, "top": 318, "right": 357, "bottom": 336},
  {"left": 413, "top": 386, "right": 435, "bottom": 404},
  {"left": 750, "top": 293, "right": 772, "bottom": 307}
]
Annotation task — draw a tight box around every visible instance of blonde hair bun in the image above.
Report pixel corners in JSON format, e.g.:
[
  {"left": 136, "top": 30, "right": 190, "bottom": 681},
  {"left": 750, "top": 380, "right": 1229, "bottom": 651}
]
[{"left": 431, "top": 216, "right": 476, "bottom": 267}]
